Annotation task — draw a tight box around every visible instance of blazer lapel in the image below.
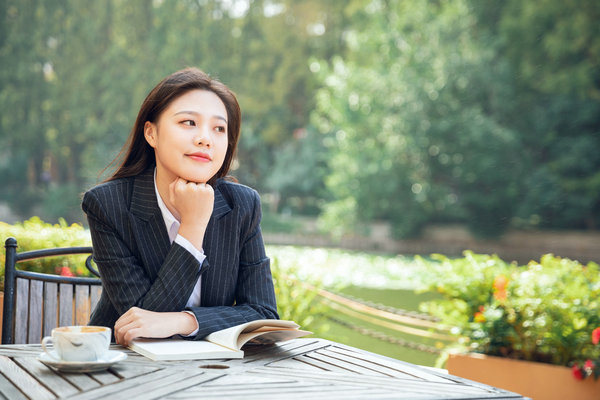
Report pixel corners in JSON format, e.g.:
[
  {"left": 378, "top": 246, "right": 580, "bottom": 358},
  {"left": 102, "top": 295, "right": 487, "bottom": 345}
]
[
  {"left": 127, "top": 170, "right": 233, "bottom": 280},
  {"left": 128, "top": 168, "right": 170, "bottom": 278},
  {"left": 211, "top": 180, "right": 231, "bottom": 220}
]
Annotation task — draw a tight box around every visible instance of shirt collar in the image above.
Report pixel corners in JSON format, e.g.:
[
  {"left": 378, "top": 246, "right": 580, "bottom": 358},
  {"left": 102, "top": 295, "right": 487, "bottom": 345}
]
[{"left": 153, "top": 168, "right": 179, "bottom": 242}]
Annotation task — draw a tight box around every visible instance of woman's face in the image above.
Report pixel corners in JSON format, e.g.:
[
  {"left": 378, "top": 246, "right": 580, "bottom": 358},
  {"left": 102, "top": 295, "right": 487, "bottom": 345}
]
[{"left": 144, "top": 89, "right": 228, "bottom": 184}]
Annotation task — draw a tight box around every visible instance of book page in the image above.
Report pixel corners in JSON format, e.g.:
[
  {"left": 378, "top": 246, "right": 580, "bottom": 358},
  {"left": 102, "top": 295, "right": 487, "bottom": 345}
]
[
  {"left": 205, "top": 319, "right": 303, "bottom": 350},
  {"left": 129, "top": 338, "right": 243, "bottom": 361},
  {"left": 237, "top": 329, "right": 312, "bottom": 348}
]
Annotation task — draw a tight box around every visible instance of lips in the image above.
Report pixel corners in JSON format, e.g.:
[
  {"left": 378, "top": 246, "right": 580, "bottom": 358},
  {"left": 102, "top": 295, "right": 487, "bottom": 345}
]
[{"left": 187, "top": 152, "right": 212, "bottom": 162}]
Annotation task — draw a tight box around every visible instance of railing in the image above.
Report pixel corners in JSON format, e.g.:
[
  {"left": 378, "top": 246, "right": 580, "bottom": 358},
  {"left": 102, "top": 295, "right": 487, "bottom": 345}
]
[{"left": 314, "top": 287, "right": 460, "bottom": 355}]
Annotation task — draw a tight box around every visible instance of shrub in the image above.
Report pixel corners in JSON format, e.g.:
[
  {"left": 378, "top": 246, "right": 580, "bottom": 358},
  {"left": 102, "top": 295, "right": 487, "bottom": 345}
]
[
  {"left": 417, "top": 251, "right": 600, "bottom": 368},
  {"left": 0, "top": 217, "right": 93, "bottom": 290},
  {"left": 271, "top": 256, "right": 330, "bottom": 336}
]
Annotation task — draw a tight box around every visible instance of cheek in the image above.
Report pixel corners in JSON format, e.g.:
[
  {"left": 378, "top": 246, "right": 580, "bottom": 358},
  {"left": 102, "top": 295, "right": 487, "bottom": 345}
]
[{"left": 216, "top": 137, "right": 229, "bottom": 159}]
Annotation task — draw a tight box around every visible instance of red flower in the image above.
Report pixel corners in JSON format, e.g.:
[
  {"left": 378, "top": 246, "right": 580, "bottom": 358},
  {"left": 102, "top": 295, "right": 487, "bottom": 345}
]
[
  {"left": 584, "top": 359, "right": 595, "bottom": 372},
  {"left": 592, "top": 327, "right": 600, "bottom": 345},
  {"left": 572, "top": 364, "right": 584, "bottom": 381},
  {"left": 59, "top": 266, "right": 74, "bottom": 277}
]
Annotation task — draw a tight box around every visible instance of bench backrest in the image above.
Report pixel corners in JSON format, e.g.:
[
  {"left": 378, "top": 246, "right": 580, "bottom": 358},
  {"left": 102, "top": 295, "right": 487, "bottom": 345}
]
[{"left": 2, "top": 237, "right": 102, "bottom": 344}]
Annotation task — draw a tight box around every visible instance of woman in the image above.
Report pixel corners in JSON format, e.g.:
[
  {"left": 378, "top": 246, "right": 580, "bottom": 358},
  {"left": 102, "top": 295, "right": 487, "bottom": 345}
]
[{"left": 82, "top": 68, "right": 278, "bottom": 345}]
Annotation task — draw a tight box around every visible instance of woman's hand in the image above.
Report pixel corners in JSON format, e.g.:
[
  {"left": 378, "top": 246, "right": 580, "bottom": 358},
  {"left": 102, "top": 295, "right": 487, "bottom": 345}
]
[
  {"left": 169, "top": 177, "right": 214, "bottom": 250},
  {"left": 114, "top": 307, "right": 199, "bottom": 346}
]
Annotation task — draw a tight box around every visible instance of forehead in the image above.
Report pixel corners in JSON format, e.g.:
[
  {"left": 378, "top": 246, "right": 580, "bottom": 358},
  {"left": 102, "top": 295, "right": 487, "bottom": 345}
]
[{"left": 164, "top": 89, "right": 227, "bottom": 118}]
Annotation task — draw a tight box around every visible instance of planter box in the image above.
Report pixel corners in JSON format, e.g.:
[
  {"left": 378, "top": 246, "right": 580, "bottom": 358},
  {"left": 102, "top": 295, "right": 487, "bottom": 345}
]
[{"left": 448, "top": 352, "right": 600, "bottom": 400}]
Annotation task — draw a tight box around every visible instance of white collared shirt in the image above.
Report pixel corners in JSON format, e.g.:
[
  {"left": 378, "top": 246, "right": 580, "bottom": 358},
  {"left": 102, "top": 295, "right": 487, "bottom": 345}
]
[{"left": 154, "top": 170, "right": 204, "bottom": 335}]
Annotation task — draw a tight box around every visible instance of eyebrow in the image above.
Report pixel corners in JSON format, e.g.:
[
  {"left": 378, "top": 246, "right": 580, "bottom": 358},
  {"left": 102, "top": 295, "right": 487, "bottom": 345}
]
[{"left": 173, "top": 110, "right": 227, "bottom": 123}]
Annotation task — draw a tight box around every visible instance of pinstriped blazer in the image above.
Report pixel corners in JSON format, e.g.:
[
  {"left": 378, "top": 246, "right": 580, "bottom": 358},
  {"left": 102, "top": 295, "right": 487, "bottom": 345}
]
[{"left": 81, "top": 167, "right": 278, "bottom": 339}]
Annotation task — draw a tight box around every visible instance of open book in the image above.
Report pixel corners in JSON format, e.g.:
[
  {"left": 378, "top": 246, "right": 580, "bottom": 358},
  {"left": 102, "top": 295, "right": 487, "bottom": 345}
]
[{"left": 129, "top": 319, "right": 311, "bottom": 361}]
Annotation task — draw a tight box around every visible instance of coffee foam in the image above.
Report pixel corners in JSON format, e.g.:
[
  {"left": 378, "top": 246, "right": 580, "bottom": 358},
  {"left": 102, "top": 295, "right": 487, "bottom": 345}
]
[{"left": 55, "top": 326, "right": 109, "bottom": 333}]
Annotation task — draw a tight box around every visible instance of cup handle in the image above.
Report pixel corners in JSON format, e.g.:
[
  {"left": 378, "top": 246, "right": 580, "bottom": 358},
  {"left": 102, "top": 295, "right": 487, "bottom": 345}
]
[{"left": 41, "top": 336, "right": 60, "bottom": 360}]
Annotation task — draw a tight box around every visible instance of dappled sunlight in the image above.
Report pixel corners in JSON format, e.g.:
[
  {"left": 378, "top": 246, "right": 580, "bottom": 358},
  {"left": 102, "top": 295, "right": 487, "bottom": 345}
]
[{"left": 267, "top": 245, "right": 430, "bottom": 290}]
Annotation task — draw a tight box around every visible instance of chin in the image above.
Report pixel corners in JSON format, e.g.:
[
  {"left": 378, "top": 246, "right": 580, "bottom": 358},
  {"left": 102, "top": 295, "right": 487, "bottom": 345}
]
[{"left": 181, "top": 173, "right": 215, "bottom": 183}]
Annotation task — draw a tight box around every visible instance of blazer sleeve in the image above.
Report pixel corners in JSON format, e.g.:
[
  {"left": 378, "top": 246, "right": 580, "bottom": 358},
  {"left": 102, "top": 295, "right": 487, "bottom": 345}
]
[
  {"left": 186, "top": 189, "right": 279, "bottom": 339},
  {"left": 82, "top": 189, "right": 201, "bottom": 315}
]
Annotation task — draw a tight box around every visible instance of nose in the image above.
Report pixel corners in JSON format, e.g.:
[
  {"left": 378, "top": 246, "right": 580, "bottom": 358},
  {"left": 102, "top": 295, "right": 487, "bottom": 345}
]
[{"left": 194, "top": 125, "right": 211, "bottom": 148}]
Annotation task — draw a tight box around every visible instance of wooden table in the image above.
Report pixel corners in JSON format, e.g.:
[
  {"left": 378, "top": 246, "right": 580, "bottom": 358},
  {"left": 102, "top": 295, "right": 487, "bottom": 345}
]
[{"left": 0, "top": 338, "right": 525, "bottom": 399}]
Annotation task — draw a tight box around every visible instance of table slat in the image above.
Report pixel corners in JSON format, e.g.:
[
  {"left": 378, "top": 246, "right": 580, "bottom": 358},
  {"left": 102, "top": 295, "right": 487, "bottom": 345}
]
[
  {"left": 0, "top": 355, "right": 55, "bottom": 400},
  {"left": 88, "top": 369, "right": 120, "bottom": 385},
  {"left": 289, "top": 353, "right": 357, "bottom": 374},
  {"left": 248, "top": 339, "right": 330, "bottom": 364},
  {"left": 59, "top": 371, "right": 102, "bottom": 391},
  {"left": 13, "top": 357, "right": 79, "bottom": 398},
  {"left": 167, "top": 380, "right": 395, "bottom": 400},
  {"left": 264, "top": 357, "right": 326, "bottom": 371},
  {"left": 308, "top": 350, "right": 389, "bottom": 375},
  {"left": 0, "top": 373, "right": 28, "bottom": 400},
  {"left": 128, "top": 371, "right": 218, "bottom": 400},
  {"left": 109, "top": 362, "right": 161, "bottom": 379},
  {"left": 250, "top": 366, "right": 511, "bottom": 398},
  {"left": 67, "top": 367, "right": 200, "bottom": 400},
  {"left": 328, "top": 345, "right": 453, "bottom": 383}
]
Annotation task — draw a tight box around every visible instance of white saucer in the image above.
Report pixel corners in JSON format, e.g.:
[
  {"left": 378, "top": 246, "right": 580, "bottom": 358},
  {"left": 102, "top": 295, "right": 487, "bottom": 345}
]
[{"left": 37, "top": 350, "right": 127, "bottom": 372}]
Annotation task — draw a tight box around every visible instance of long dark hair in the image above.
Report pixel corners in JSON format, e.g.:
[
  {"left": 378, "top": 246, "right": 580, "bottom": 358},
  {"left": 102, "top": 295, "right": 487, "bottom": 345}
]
[{"left": 105, "top": 68, "right": 241, "bottom": 185}]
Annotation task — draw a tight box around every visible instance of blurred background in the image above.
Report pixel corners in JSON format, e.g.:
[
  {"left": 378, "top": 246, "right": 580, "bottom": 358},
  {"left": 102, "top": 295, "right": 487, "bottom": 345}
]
[
  {"left": 1, "top": 0, "right": 600, "bottom": 370},
  {"left": 2, "top": 0, "right": 599, "bottom": 243}
]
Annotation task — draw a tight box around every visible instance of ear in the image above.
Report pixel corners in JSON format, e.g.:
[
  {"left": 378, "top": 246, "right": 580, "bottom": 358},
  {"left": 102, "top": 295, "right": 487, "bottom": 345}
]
[{"left": 144, "top": 121, "right": 157, "bottom": 148}]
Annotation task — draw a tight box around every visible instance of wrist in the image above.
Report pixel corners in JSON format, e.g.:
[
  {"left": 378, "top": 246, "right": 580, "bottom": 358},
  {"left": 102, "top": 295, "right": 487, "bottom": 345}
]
[
  {"left": 178, "top": 223, "right": 206, "bottom": 250},
  {"left": 179, "top": 311, "right": 199, "bottom": 336}
]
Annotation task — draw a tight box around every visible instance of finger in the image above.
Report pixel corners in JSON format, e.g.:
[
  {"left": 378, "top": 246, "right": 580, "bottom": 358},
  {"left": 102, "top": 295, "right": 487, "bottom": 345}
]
[
  {"left": 114, "top": 308, "right": 140, "bottom": 343},
  {"left": 123, "top": 328, "right": 144, "bottom": 346},
  {"left": 114, "top": 319, "right": 131, "bottom": 345},
  {"left": 114, "top": 307, "right": 136, "bottom": 330},
  {"left": 170, "top": 178, "right": 186, "bottom": 202},
  {"left": 115, "top": 320, "right": 139, "bottom": 346}
]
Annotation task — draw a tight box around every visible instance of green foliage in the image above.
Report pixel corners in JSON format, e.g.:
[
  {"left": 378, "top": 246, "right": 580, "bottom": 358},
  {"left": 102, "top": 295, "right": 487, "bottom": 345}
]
[
  {"left": 313, "top": 0, "right": 524, "bottom": 238},
  {"left": 416, "top": 252, "right": 600, "bottom": 367},
  {"left": 0, "top": 217, "right": 93, "bottom": 290},
  {"left": 313, "top": 0, "right": 600, "bottom": 238},
  {"left": 265, "top": 127, "right": 331, "bottom": 216},
  {"left": 269, "top": 256, "right": 330, "bottom": 336},
  {"left": 260, "top": 212, "right": 304, "bottom": 234},
  {"left": 2, "top": 0, "right": 599, "bottom": 237},
  {"left": 0, "top": 0, "right": 347, "bottom": 222}
]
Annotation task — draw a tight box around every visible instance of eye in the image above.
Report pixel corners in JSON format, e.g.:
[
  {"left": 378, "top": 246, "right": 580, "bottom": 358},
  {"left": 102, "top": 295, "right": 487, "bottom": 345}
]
[
  {"left": 181, "top": 120, "right": 196, "bottom": 126},
  {"left": 215, "top": 126, "right": 227, "bottom": 133}
]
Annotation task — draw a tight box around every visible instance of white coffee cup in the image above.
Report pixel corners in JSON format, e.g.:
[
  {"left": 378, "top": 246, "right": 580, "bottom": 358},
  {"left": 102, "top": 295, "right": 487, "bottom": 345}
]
[{"left": 41, "top": 326, "right": 111, "bottom": 362}]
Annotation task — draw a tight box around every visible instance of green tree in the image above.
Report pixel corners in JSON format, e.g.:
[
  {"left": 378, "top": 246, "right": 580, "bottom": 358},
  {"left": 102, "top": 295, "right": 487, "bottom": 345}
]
[
  {"left": 470, "top": 0, "right": 600, "bottom": 230},
  {"left": 315, "top": 0, "right": 600, "bottom": 237},
  {"left": 315, "top": 1, "right": 522, "bottom": 237},
  {"left": 0, "top": 0, "right": 346, "bottom": 222}
]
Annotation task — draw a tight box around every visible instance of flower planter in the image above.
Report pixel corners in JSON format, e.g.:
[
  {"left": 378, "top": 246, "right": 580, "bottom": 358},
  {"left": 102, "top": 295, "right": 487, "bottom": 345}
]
[{"left": 447, "top": 353, "right": 600, "bottom": 400}]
